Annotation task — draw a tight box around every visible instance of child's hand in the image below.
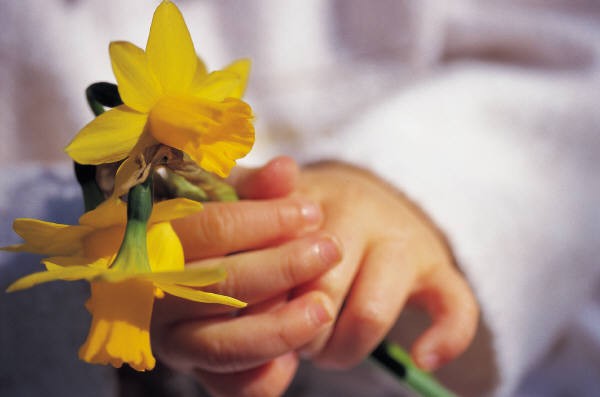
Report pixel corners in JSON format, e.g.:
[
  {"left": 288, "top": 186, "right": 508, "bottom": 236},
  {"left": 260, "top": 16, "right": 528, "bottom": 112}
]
[
  {"left": 152, "top": 157, "right": 342, "bottom": 397},
  {"left": 293, "top": 161, "right": 479, "bottom": 372},
  {"left": 152, "top": 157, "right": 479, "bottom": 397}
]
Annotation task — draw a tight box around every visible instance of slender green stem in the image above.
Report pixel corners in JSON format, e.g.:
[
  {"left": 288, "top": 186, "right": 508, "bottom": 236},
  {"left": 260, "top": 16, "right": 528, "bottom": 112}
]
[
  {"left": 110, "top": 176, "right": 153, "bottom": 273},
  {"left": 75, "top": 82, "right": 124, "bottom": 211},
  {"left": 74, "top": 163, "right": 105, "bottom": 212},
  {"left": 126, "top": 175, "right": 153, "bottom": 223},
  {"left": 371, "top": 341, "right": 457, "bottom": 397}
]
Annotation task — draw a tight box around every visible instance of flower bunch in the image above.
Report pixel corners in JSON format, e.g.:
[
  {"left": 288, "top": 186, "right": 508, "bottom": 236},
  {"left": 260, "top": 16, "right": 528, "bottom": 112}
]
[{"left": 3, "top": 0, "right": 252, "bottom": 372}]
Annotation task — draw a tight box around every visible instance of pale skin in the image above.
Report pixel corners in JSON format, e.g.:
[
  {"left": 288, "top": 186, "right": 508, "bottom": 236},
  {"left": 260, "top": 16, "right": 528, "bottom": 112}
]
[{"left": 152, "top": 156, "right": 479, "bottom": 397}]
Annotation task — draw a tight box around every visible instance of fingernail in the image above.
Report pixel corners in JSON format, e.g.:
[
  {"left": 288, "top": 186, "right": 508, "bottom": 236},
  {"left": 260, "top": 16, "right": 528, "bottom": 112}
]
[
  {"left": 308, "top": 297, "right": 333, "bottom": 326},
  {"left": 300, "top": 200, "right": 322, "bottom": 225},
  {"left": 418, "top": 353, "right": 440, "bottom": 371},
  {"left": 316, "top": 236, "right": 342, "bottom": 264}
]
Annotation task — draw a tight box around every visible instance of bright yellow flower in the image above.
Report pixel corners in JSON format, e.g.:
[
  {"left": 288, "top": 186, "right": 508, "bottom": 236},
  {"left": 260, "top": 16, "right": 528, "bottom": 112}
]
[
  {"left": 5, "top": 198, "right": 245, "bottom": 371},
  {"left": 65, "top": 0, "right": 254, "bottom": 179}
]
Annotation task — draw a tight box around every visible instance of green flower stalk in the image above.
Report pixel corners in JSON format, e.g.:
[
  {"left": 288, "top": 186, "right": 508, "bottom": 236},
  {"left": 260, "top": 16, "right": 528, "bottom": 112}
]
[{"left": 109, "top": 176, "right": 153, "bottom": 274}]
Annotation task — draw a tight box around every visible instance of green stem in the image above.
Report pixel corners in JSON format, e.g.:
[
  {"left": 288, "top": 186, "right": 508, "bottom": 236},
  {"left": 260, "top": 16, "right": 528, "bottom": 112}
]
[
  {"left": 75, "top": 82, "right": 124, "bottom": 211},
  {"left": 126, "top": 175, "right": 153, "bottom": 223},
  {"left": 110, "top": 176, "right": 153, "bottom": 273},
  {"left": 371, "top": 341, "right": 457, "bottom": 397},
  {"left": 158, "top": 169, "right": 209, "bottom": 202},
  {"left": 74, "top": 163, "right": 105, "bottom": 212},
  {"left": 169, "top": 167, "right": 239, "bottom": 202},
  {"left": 85, "top": 82, "right": 122, "bottom": 116}
]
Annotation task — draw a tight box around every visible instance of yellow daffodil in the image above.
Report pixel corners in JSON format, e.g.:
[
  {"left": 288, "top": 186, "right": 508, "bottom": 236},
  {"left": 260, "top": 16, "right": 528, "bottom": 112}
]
[
  {"left": 65, "top": 0, "right": 254, "bottom": 179},
  {"left": 5, "top": 196, "right": 245, "bottom": 371}
]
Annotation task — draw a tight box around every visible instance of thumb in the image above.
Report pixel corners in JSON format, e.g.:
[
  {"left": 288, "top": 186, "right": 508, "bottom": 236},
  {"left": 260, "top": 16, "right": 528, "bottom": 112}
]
[{"left": 228, "top": 156, "right": 299, "bottom": 199}]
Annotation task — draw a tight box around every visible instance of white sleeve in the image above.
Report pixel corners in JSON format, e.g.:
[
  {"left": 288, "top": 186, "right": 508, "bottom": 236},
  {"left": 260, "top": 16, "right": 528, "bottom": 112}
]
[{"left": 299, "top": 66, "right": 600, "bottom": 396}]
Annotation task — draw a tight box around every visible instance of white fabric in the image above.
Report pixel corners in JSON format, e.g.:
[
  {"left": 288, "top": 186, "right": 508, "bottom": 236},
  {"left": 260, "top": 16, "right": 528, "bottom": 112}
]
[{"left": 1, "top": 1, "right": 600, "bottom": 396}]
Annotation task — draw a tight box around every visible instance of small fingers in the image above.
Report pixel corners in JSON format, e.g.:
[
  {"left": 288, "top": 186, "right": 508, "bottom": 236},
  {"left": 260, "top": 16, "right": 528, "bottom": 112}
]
[
  {"left": 313, "top": 241, "right": 416, "bottom": 368},
  {"left": 228, "top": 156, "right": 299, "bottom": 199},
  {"left": 290, "top": 219, "right": 366, "bottom": 357},
  {"left": 410, "top": 268, "right": 479, "bottom": 371},
  {"left": 156, "top": 291, "right": 335, "bottom": 373},
  {"left": 206, "top": 234, "right": 342, "bottom": 306},
  {"left": 154, "top": 234, "right": 341, "bottom": 321},
  {"left": 172, "top": 197, "right": 322, "bottom": 259},
  {"left": 194, "top": 353, "right": 299, "bottom": 397}
]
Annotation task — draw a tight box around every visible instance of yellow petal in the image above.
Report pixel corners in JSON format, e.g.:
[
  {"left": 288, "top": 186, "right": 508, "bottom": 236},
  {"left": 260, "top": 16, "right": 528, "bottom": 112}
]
[
  {"left": 5, "top": 219, "right": 89, "bottom": 256},
  {"left": 146, "top": 0, "right": 197, "bottom": 94},
  {"left": 44, "top": 256, "right": 110, "bottom": 270},
  {"left": 190, "top": 70, "right": 240, "bottom": 101},
  {"left": 81, "top": 225, "right": 124, "bottom": 263},
  {"left": 155, "top": 282, "right": 246, "bottom": 308},
  {"left": 79, "top": 280, "right": 156, "bottom": 371},
  {"left": 148, "top": 96, "right": 254, "bottom": 177},
  {"left": 65, "top": 106, "right": 147, "bottom": 165},
  {"left": 150, "top": 198, "right": 203, "bottom": 224},
  {"left": 143, "top": 265, "right": 227, "bottom": 287},
  {"left": 146, "top": 222, "right": 184, "bottom": 272},
  {"left": 6, "top": 265, "right": 102, "bottom": 292},
  {"left": 190, "top": 56, "right": 208, "bottom": 86},
  {"left": 222, "top": 58, "right": 251, "bottom": 99},
  {"left": 109, "top": 41, "right": 161, "bottom": 113},
  {"left": 79, "top": 199, "right": 126, "bottom": 228}
]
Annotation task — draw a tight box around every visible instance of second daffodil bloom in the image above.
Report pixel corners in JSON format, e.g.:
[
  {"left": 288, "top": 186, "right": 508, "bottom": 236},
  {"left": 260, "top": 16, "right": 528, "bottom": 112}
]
[
  {"left": 65, "top": 0, "right": 254, "bottom": 178},
  {"left": 5, "top": 189, "right": 245, "bottom": 371}
]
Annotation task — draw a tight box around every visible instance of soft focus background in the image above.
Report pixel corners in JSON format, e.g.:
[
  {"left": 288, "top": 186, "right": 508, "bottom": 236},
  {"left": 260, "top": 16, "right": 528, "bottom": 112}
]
[{"left": 1, "top": 1, "right": 600, "bottom": 396}]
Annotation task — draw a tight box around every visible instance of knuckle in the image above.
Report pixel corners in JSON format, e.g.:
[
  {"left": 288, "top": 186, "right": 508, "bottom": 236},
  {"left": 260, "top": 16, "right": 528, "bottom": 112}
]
[
  {"left": 199, "top": 205, "right": 237, "bottom": 244},
  {"left": 443, "top": 314, "right": 478, "bottom": 357},
  {"left": 275, "top": 237, "right": 326, "bottom": 287},
  {"left": 273, "top": 200, "right": 301, "bottom": 232},
  {"left": 277, "top": 251, "right": 302, "bottom": 288},
  {"left": 277, "top": 197, "right": 322, "bottom": 233},
  {"left": 215, "top": 269, "right": 243, "bottom": 298},
  {"left": 456, "top": 307, "right": 478, "bottom": 342},
  {"left": 351, "top": 302, "right": 389, "bottom": 337},
  {"left": 275, "top": 325, "right": 296, "bottom": 352},
  {"left": 199, "top": 336, "right": 239, "bottom": 371}
]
